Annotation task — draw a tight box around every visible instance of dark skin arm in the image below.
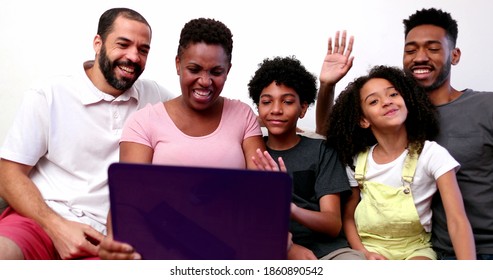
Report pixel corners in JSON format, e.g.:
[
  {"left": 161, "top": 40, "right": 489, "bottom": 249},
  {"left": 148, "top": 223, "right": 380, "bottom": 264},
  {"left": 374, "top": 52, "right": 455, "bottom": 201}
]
[{"left": 315, "top": 31, "right": 354, "bottom": 136}]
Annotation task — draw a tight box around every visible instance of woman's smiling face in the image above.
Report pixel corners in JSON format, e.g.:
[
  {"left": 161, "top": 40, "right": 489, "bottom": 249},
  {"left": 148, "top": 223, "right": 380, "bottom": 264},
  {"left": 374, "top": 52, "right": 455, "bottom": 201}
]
[{"left": 175, "top": 42, "right": 231, "bottom": 111}]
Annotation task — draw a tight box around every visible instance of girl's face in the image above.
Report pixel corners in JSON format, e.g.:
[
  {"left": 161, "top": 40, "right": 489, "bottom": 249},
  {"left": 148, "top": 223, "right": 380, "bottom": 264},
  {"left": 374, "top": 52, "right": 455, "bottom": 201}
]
[
  {"left": 258, "top": 82, "right": 308, "bottom": 137},
  {"left": 175, "top": 42, "right": 231, "bottom": 111},
  {"left": 359, "top": 78, "right": 408, "bottom": 131}
]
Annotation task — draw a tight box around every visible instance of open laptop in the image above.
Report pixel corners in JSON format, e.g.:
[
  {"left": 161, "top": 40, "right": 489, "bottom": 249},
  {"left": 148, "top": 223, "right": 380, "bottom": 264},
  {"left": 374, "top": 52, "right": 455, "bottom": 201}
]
[{"left": 107, "top": 163, "right": 292, "bottom": 260}]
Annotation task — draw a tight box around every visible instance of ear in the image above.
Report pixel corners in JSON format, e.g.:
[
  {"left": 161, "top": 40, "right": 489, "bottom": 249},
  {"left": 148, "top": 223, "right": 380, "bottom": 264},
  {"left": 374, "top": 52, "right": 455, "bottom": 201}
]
[
  {"left": 451, "top": 48, "right": 461, "bottom": 65},
  {"left": 359, "top": 117, "right": 370, "bottom": 129},
  {"left": 175, "top": 56, "right": 180, "bottom": 75},
  {"left": 93, "top": 35, "right": 102, "bottom": 54},
  {"left": 299, "top": 102, "right": 309, "bottom": 119}
]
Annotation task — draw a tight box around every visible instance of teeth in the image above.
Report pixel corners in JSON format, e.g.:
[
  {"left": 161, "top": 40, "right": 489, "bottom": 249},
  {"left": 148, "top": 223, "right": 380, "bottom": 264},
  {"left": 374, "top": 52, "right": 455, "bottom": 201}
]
[
  {"left": 413, "top": 69, "right": 430, "bottom": 74},
  {"left": 194, "top": 90, "right": 211, "bottom": 97},
  {"left": 120, "top": 66, "right": 134, "bottom": 73}
]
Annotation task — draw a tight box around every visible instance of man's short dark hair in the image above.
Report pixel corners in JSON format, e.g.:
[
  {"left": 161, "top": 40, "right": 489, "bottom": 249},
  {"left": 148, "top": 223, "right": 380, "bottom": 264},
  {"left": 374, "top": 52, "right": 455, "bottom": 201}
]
[
  {"left": 403, "top": 8, "right": 458, "bottom": 47},
  {"left": 97, "top": 8, "right": 151, "bottom": 42}
]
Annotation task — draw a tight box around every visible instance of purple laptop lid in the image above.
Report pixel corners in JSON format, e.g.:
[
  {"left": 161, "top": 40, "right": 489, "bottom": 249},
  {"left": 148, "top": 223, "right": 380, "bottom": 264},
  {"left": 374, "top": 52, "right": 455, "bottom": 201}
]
[{"left": 108, "top": 163, "right": 292, "bottom": 260}]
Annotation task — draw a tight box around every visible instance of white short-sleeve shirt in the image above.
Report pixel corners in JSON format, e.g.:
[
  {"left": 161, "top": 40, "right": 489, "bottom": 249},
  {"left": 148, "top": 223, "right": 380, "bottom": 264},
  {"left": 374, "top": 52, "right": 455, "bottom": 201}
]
[
  {"left": 0, "top": 61, "right": 174, "bottom": 233},
  {"left": 347, "top": 140, "right": 460, "bottom": 232}
]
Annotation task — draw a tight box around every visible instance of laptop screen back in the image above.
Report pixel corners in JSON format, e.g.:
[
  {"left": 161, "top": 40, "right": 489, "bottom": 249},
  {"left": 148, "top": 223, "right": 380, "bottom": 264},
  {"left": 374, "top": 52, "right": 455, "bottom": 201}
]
[{"left": 108, "top": 163, "right": 292, "bottom": 260}]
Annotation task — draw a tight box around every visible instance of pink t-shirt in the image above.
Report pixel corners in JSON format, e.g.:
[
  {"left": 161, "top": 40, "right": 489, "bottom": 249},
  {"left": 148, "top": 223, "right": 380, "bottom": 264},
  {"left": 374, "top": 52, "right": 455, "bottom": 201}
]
[{"left": 121, "top": 98, "right": 262, "bottom": 169}]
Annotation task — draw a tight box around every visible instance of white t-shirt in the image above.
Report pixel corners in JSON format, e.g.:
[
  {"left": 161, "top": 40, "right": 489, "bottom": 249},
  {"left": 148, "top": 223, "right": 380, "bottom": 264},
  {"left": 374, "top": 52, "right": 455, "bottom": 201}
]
[
  {"left": 0, "top": 61, "right": 174, "bottom": 233},
  {"left": 347, "top": 140, "right": 460, "bottom": 232}
]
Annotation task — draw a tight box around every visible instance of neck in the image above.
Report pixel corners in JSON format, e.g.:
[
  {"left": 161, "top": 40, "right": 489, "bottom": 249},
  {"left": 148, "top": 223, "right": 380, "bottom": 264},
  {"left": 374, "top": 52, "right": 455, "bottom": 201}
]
[
  {"left": 426, "top": 81, "right": 462, "bottom": 106},
  {"left": 371, "top": 127, "right": 408, "bottom": 164}
]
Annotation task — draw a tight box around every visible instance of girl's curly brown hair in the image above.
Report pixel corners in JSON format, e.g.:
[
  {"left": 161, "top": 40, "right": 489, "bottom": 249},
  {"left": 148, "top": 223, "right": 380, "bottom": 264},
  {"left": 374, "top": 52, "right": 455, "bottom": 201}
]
[{"left": 325, "top": 65, "right": 439, "bottom": 168}]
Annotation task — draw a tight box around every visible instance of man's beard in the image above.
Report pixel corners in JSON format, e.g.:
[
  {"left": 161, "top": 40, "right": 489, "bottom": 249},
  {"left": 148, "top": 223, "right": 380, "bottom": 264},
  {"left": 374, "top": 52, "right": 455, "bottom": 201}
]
[
  {"left": 98, "top": 45, "right": 143, "bottom": 91},
  {"left": 413, "top": 55, "right": 452, "bottom": 92}
]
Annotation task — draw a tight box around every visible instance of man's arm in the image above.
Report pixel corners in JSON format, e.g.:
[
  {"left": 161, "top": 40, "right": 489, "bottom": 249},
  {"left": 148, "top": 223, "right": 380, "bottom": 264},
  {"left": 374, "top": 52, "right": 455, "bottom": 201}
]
[
  {"left": 315, "top": 82, "right": 336, "bottom": 136},
  {"left": 0, "top": 159, "right": 103, "bottom": 259},
  {"left": 315, "top": 31, "right": 354, "bottom": 136}
]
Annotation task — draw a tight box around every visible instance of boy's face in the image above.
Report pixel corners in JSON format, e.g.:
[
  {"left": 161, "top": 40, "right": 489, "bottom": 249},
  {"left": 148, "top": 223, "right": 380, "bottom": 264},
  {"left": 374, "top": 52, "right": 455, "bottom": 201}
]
[{"left": 258, "top": 82, "right": 308, "bottom": 136}]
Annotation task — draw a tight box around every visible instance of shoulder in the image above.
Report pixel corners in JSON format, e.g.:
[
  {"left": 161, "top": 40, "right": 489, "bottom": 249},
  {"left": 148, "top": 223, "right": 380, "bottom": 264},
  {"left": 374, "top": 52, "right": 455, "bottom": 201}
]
[
  {"left": 223, "top": 97, "right": 256, "bottom": 115},
  {"left": 132, "top": 102, "right": 163, "bottom": 119},
  {"left": 421, "top": 140, "right": 457, "bottom": 164},
  {"left": 21, "top": 74, "right": 86, "bottom": 104},
  {"left": 461, "top": 89, "right": 493, "bottom": 103},
  {"left": 30, "top": 73, "right": 79, "bottom": 91},
  {"left": 223, "top": 97, "right": 253, "bottom": 109},
  {"left": 422, "top": 140, "right": 448, "bottom": 154},
  {"left": 133, "top": 79, "right": 175, "bottom": 102},
  {"left": 299, "top": 136, "right": 337, "bottom": 156},
  {"left": 299, "top": 135, "right": 324, "bottom": 146},
  {"left": 464, "top": 88, "right": 493, "bottom": 95},
  {"left": 420, "top": 140, "right": 460, "bottom": 174}
]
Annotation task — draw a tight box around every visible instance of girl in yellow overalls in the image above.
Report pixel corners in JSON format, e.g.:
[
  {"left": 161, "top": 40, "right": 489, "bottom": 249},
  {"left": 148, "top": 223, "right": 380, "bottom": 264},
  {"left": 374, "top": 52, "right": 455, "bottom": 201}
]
[{"left": 325, "top": 65, "right": 475, "bottom": 260}]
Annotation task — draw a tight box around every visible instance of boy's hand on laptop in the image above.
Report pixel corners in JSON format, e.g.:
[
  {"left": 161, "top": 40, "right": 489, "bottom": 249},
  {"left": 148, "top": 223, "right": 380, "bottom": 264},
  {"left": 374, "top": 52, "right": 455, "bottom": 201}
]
[
  {"left": 252, "top": 148, "right": 287, "bottom": 172},
  {"left": 98, "top": 236, "right": 142, "bottom": 260}
]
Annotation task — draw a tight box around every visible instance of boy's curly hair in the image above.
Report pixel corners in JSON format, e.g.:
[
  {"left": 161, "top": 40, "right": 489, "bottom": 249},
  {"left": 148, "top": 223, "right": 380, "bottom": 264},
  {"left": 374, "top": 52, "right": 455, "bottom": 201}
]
[
  {"left": 177, "top": 18, "right": 233, "bottom": 63},
  {"left": 248, "top": 56, "right": 317, "bottom": 106},
  {"left": 326, "top": 65, "right": 439, "bottom": 168}
]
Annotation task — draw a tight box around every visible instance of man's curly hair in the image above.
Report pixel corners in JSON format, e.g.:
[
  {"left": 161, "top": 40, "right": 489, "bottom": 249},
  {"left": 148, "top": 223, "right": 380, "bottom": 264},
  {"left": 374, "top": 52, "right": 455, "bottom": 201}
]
[
  {"left": 404, "top": 8, "right": 458, "bottom": 47},
  {"left": 177, "top": 18, "right": 233, "bottom": 63},
  {"left": 248, "top": 56, "right": 317, "bottom": 106},
  {"left": 325, "top": 65, "right": 439, "bottom": 168}
]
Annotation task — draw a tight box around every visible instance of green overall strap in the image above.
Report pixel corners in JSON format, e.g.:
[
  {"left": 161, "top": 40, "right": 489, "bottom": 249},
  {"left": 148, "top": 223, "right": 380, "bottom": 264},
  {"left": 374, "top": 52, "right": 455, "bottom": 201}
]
[
  {"left": 402, "top": 146, "right": 419, "bottom": 187},
  {"left": 354, "top": 148, "right": 371, "bottom": 186},
  {"left": 355, "top": 145, "right": 420, "bottom": 187}
]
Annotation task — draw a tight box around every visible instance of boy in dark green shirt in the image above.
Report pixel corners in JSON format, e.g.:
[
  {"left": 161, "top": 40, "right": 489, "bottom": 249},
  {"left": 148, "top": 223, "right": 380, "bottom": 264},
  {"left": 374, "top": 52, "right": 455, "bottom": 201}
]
[{"left": 248, "top": 56, "right": 364, "bottom": 260}]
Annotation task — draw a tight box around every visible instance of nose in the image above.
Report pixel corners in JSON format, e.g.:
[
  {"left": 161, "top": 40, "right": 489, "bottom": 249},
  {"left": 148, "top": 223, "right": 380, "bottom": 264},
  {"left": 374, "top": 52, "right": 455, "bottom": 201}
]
[
  {"left": 125, "top": 47, "right": 142, "bottom": 64},
  {"left": 198, "top": 72, "right": 212, "bottom": 87},
  {"left": 270, "top": 101, "right": 283, "bottom": 114},
  {"left": 383, "top": 96, "right": 393, "bottom": 106},
  {"left": 413, "top": 48, "right": 429, "bottom": 63}
]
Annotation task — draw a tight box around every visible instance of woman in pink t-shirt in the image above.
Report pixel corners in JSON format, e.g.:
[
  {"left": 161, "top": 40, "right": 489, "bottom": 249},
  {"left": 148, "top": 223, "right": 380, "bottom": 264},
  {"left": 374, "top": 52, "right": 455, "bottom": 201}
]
[
  {"left": 98, "top": 18, "right": 265, "bottom": 259},
  {"left": 119, "top": 18, "right": 264, "bottom": 170}
]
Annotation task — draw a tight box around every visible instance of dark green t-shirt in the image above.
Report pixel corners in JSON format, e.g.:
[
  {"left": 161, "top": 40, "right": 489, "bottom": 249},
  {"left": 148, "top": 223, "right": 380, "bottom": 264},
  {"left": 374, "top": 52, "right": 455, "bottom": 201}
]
[{"left": 265, "top": 135, "right": 351, "bottom": 258}]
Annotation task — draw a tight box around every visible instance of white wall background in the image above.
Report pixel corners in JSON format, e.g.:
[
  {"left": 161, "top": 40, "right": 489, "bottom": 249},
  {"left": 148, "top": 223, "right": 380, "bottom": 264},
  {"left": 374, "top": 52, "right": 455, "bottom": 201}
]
[{"left": 1, "top": 0, "right": 492, "bottom": 144}]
